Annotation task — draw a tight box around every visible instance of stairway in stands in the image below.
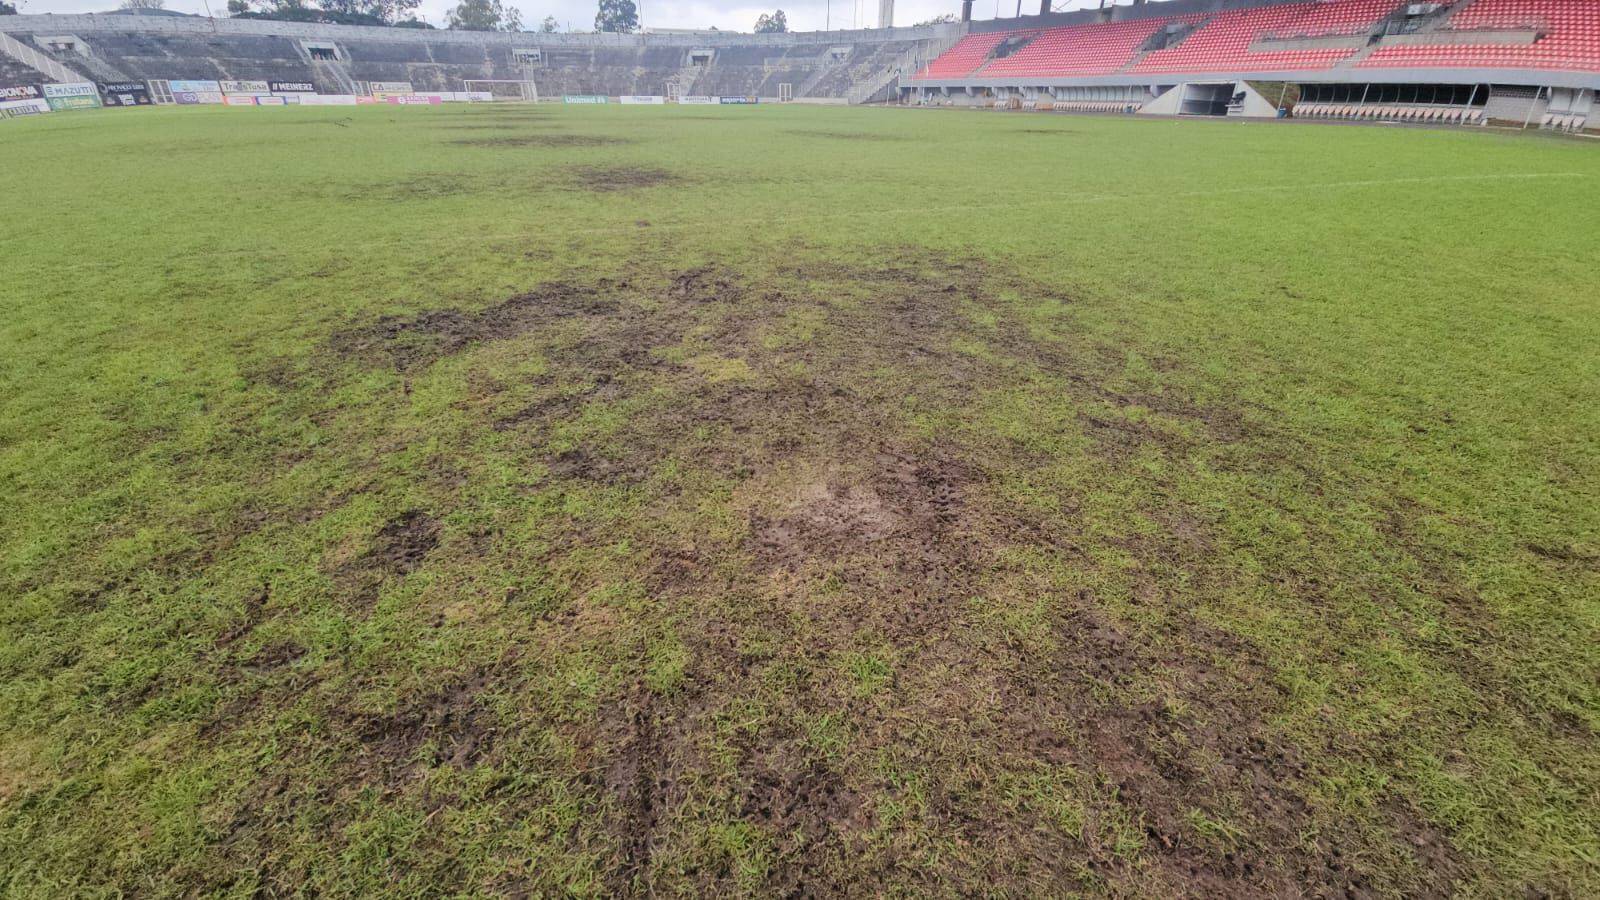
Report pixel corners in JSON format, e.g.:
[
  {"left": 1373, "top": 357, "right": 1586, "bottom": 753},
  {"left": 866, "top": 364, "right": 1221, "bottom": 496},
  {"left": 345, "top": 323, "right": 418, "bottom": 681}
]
[
  {"left": 312, "top": 57, "right": 359, "bottom": 95},
  {"left": 0, "top": 30, "right": 88, "bottom": 84},
  {"left": 31, "top": 40, "right": 131, "bottom": 82}
]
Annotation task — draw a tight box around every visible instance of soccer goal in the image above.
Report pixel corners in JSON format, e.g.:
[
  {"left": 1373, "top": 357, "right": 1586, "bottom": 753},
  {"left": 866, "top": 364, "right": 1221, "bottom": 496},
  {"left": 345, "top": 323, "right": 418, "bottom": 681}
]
[{"left": 463, "top": 80, "right": 539, "bottom": 102}]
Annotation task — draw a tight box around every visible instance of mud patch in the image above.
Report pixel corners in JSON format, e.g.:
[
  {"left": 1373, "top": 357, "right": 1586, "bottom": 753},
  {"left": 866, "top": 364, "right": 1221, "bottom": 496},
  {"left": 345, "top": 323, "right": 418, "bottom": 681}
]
[
  {"left": 601, "top": 693, "right": 666, "bottom": 887},
  {"left": 339, "top": 174, "right": 484, "bottom": 202},
  {"left": 370, "top": 510, "right": 440, "bottom": 575},
  {"left": 328, "top": 282, "right": 622, "bottom": 371},
  {"left": 563, "top": 165, "right": 685, "bottom": 192},
  {"left": 750, "top": 449, "right": 971, "bottom": 585},
  {"left": 301, "top": 252, "right": 1458, "bottom": 895},
  {"left": 243, "top": 640, "right": 306, "bottom": 674},
  {"left": 352, "top": 670, "right": 499, "bottom": 775}
]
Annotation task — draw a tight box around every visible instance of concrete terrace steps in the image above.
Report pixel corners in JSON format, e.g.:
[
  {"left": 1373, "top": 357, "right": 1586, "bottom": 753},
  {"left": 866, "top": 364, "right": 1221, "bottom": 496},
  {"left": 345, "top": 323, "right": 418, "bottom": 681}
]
[{"left": 0, "top": 29, "right": 87, "bottom": 84}]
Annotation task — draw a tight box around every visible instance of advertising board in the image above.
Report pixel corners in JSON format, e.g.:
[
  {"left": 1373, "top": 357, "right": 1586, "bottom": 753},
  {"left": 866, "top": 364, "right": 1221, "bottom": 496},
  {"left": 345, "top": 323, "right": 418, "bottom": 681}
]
[
  {"left": 0, "top": 84, "right": 42, "bottom": 102},
  {"left": 99, "top": 81, "right": 152, "bottom": 106},
  {"left": 0, "top": 98, "right": 50, "bottom": 117},
  {"left": 220, "top": 80, "right": 271, "bottom": 95},
  {"left": 46, "top": 94, "right": 101, "bottom": 110}
]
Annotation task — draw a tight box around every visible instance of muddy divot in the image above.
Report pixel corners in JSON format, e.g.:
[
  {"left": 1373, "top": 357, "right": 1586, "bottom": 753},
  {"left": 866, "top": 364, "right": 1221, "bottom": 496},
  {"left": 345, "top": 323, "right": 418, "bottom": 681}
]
[
  {"left": 329, "top": 282, "right": 625, "bottom": 371},
  {"left": 748, "top": 449, "right": 975, "bottom": 589},
  {"left": 371, "top": 510, "right": 440, "bottom": 575},
  {"left": 563, "top": 165, "right": 684, "bottom": 192},
  {"left": 351, "top": 669, "right": 499, "bottom": 775}
]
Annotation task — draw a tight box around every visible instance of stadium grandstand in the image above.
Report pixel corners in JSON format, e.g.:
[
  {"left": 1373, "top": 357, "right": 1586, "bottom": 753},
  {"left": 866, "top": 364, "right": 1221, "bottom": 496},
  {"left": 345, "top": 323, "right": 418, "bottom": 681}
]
[
  {"left": 906, "top": 0, "right": 1598, "bottom": 130},
  {"left": 0, "top": 0, "right": 1595, "bottom": 129},
  {"left": 0, "top": 12, "right": 953, "bottom": 107}
]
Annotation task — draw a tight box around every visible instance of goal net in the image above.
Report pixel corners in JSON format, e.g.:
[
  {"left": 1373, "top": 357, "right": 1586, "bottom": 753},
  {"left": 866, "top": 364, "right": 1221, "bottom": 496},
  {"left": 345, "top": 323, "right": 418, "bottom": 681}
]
[{"left": 463, "top": 80, "right": 539, "bottom": 102}]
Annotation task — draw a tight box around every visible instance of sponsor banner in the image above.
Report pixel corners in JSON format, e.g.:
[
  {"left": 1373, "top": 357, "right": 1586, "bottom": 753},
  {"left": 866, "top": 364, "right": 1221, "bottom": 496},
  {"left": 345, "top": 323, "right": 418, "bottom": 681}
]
[
  {"left": 255, "top": 95, "right": 286, "bottom": 106},
  {"left": 0, "top": 84, "right": 43, "bottom": 102},
  {"left": 564, "top": 95, "right": 607, "bottom": 104},
  {"left": 385, "top": 94, "right": 443, "bottom": 105},
  {"left": 465, "top": 91, "right": 493, "bottom": 102},
  {"left": 223, "top": 94, "right": 258, "bottom": 106},
  {"left": 367, "top": 81, "right": 414, "bottom": 94},
  {"left": 47, "top": 95, "right": 101, "bottom": 111},
  {"left": 43, "top": 82, "right": 98, "bottom": 99},
  {"left": 299, "top": 94, "right": 359, "bottom": 106},
  {"left": 174, "top": 90, "right": 225, "bottom": 105},
  {"left": 220, "top": 80, "right": 271, "bottom": 95},
  {"left": 678, "top": 96, "right": 716, "bottom": 105},
  {"left": 169, "top": 79, "right": 221, "bottom": 93},
  {"left": 718, "top": 96, "right": 757, "bottom": 104},
  {"left": 620, "top": 95, "right": 666, "bottom": 105},
  {"left": 355, "top": 96, "right": 380, "bottom": 105},
  {"left": 268, "top": 81, "right": 316, "bottom": 94},
  {"left": 0, "top": 98, "right": 51, "bottom": 117},
  {"left": 99, "top": 81, "right": 152, "bottom": 106}
]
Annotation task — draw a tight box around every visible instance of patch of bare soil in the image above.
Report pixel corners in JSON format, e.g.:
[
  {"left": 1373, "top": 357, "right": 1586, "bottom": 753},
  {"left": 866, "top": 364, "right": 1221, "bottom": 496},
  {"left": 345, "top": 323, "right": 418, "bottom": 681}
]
[
  {"left": 563, "top": 165, "right": 684, "bottom": 192},
  {"left": 328, "top": 282, "right": 624, "bottom": 371},
  {"left": 598, "top": 687, "right": 667, "bottom": 890},
  {"left": 319, "top": 510, "right": 442, "bottom": 612},
  {"left": 339, "top": 174, "right": 484, "bottom": 202},
  {"left": 371, "top": 510, "right": 440, "bottom": 574},
  {"left": 303, "top": 256, "right": 1462, "bottom": 896},
  {"left": 351, "top": 669, "right": 499, "bottom": 776}
]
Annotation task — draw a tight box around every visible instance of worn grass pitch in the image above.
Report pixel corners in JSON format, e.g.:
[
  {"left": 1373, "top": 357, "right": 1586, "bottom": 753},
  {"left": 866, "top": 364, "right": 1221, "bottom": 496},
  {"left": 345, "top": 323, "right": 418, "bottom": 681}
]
[{"left": 1, "top": 103, "right": 1597, "bottom": 897}]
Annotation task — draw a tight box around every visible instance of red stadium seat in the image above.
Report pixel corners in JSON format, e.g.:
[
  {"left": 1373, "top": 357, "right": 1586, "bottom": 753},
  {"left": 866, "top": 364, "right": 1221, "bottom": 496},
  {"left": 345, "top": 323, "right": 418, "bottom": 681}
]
[
  {"left": 981, "top": 18, "right": 1188, "bottom": 76},
  {"left": 911, "top": 30, "right": 1036, "bottom": 79},
  {"left": 1133, "top": 1, "right": 1400, "bottom": 74},
  {"left": 1362, "top": 0, "right": 1600, "bottom": 71}
]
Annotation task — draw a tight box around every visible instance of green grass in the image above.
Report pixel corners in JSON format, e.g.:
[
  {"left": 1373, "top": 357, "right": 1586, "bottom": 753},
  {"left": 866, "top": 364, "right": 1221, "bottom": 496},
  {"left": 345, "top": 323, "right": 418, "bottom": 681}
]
[{"left": 1, "top": 103, "right": 1597, "bottom": 897}]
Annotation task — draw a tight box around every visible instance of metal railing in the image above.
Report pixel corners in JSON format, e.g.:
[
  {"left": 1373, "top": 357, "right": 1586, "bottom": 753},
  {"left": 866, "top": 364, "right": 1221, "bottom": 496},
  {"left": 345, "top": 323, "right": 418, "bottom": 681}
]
[
  {"left": 847, "top": 32, "right": 960, "bottom": 105},
  {"left": 0, "top": 30, "right": 87, "bottom": 83}
]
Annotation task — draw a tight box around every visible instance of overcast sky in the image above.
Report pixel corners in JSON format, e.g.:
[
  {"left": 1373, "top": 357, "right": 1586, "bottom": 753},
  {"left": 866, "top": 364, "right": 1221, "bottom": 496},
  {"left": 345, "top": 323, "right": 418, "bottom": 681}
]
[{"left": 13, "top": 0, "right": 1106, "bottom": 34}]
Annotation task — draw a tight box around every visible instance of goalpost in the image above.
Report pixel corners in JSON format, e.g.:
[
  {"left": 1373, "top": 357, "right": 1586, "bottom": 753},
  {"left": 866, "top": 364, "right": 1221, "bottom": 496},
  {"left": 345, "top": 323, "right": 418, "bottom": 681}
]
[{"left": 463, "top": 80, "right": 539, "bottom": 102}]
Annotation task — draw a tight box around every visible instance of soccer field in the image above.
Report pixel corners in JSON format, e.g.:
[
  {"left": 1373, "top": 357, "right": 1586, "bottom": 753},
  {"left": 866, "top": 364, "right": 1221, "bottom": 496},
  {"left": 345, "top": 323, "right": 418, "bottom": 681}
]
[{"left": 2, "top": 104, "right": 1597, "bottom": 896}]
